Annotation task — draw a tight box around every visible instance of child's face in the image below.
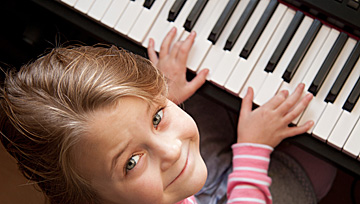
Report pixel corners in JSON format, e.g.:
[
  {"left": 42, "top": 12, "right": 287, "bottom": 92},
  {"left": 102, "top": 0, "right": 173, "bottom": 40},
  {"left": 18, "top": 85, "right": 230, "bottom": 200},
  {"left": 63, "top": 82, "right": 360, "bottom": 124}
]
[{"left": 75, "top": 97, "right": 207, "bottom": 204}]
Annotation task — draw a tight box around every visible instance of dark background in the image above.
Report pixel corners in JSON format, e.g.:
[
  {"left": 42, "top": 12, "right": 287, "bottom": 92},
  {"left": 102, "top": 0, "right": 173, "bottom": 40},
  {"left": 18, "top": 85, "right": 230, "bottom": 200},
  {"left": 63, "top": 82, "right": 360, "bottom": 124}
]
[{"left": 0, "top": 0, "right": 359, "bottom": 203}]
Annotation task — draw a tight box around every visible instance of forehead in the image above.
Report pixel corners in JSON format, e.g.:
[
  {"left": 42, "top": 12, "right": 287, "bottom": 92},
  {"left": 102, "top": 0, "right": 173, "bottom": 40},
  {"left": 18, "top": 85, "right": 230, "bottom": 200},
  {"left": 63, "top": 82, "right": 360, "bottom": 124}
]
[{"left": 88, "top": 96, "right": 152, "bottom": 142}]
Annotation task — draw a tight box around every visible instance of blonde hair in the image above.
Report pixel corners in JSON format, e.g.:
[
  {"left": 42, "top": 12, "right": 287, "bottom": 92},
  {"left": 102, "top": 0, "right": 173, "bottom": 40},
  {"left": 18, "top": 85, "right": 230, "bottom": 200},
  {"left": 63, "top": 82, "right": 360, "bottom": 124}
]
[{"left": 0, "top": 45, "right": 167, "bottom": 204}]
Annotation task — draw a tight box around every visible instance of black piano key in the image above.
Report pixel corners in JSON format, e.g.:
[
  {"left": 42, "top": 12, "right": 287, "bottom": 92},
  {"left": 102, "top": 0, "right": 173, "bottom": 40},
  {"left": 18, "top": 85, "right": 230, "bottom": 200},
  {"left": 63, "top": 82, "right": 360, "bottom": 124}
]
[
  {"left": 168, "top": 0, "right": 187, "bottom": 22},
  {"left": 224, "top": 0, "right": 259, "bottom": 51},
  {"left": 264, "top": 11, "right": 304, "bottom": 73},
  {"left": 184, "top": 0, "right": 208, "bottom": 32},
  {"left": 240, "top": 0, "right": 278, "bottom": 59},
  {"left": 343, "top": 76, "right": 360, "bottom": 112},
  {"left": 308, "top": 32, "right": 348, "bottom": 96},
  {"left": 325, "top": 41, "right": 360, "bottom": 103},
  {"left": 143, "top": 0, "right": 156, "bottom": 9},
  {"left": 208, "top": 0, "right": 240, "bottom": 44},
  {"left": 282, "top": 19, "right": 322, "bottom": 83}
]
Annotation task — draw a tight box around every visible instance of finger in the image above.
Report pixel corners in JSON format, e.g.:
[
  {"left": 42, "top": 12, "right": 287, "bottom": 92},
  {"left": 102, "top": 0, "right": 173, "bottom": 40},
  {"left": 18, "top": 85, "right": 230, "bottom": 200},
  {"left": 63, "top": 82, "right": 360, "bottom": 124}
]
[
  {"left": 283, "top": 93, "right": 313, "bottom": 123},
  {"left": 283, "top": 120, "right": 314, "bottom": 138},
  {"left": 177, "top": 31, "right": 196, "bottom": 63},
  {"left": 277, "top": 83, "right": 305, "bottom": 115},
  {"left": 147, "top": 38, "right": 159, "bottom": 64},
  {"left": 185, "top": 68, "right": 209, "bottom": 95},
  {"left": 159, "top": 27, "right": 177, "bottom": 59},
  {"left": 240, "top": 87, "right": 254, "bottom": 119},
  {"left": 170, "top": 41, "right": 182, "bottom": 60},
  {"left": 262, "top": 89, "right": 289, "bottom": 110}
]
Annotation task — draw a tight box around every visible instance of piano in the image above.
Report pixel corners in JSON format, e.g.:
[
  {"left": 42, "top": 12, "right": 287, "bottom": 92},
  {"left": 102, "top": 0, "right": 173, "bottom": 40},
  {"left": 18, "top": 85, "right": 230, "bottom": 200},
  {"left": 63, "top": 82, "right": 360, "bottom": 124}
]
[{"left": 7, "top": 0, "right": 360, "bottom": 176}]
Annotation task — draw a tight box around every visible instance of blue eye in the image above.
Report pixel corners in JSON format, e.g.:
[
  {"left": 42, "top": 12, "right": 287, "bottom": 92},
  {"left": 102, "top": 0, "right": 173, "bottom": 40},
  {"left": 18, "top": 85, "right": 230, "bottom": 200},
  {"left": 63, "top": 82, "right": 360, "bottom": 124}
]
[
  {"left": 153, "top": 109, "right": 163, "bottom": 128},
  {"left": 126, "top": 155, "right": 140, "bottom": 171}
]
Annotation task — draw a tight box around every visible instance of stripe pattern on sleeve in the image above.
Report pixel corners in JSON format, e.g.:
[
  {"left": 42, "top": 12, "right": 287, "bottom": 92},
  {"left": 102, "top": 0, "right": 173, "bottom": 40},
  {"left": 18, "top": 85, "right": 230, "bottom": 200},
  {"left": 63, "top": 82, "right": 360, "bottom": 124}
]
[{"left": 227, "top": 143, "right": 273, "bottom": 204}]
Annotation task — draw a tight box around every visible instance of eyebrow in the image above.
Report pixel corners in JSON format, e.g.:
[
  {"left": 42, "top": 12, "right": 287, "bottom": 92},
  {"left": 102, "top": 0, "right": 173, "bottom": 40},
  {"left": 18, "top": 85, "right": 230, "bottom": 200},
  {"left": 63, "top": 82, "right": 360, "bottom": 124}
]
[{"left": 110, "top": 139, "right": 131, "bottom": 175}]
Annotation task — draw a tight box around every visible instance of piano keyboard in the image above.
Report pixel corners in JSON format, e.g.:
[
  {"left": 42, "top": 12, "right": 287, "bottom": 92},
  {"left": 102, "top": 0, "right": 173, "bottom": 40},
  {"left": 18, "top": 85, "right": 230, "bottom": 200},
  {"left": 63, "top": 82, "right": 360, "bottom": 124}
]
[{"left": 59, "top": 0, "right": 360, "bottom": 160}]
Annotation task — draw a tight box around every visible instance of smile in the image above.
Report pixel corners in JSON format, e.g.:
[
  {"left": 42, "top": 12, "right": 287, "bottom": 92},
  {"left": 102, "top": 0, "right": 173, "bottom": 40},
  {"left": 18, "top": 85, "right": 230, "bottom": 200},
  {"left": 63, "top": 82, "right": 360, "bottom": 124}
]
[{"left": 166, "top": 145, "right": 190, "bottom": 188}]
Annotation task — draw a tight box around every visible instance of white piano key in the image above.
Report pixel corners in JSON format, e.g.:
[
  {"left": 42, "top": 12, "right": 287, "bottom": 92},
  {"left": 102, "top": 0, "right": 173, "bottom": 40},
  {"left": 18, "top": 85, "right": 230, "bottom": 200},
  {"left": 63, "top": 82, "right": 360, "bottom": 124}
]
[
  {"left": 231, "top": 3, "right": 287, "bottom": 90},
  {"left": 88, "top": 0, "right": 113, "bottom": 21},
  {"left": 313, "top": 38, "right": 357, "bottom": 141},
  {"left": 297, "top": 29, "right": 340, "bottom": 91},
  {"left": 198, "top": 0, "right": 248, "bottom": 78},
  {"left": 343, "top": 114, "right": 360, "bottom": 158},
  {"left": 224, "top": 0, "right": 272, "bottom": 94},
  {"left": 186, "top": 39, "right": 212, "bottom": 72},
  {"left": 183, "top": 0, "right": 227, "bottom": 72},
  {"left": 297, "top": 29, "right": 341, "bottom": 134},
  {"left": 182, "top": 0, "right": 220, "bottom": 72},
  {"left": 331, "top": 108, "right": 360, "bottom": 151},
  {"left": 61, "top": 0, "right": 78, "bottom": 7},
  {"left": 143, "top": 0, "right": 197, "bottom": 52},
  {"left": 101, "top": 0, "right": 130, "bottom": 28},
  {"left": 210, "top": 50, "right": 238, "bottom": 86},
  {"left": 164, "top": 0, "right": 198, "bottom": 38},
  {"left": 285, "top": 27, "right": 333, "bottom": 125},
  {"left": 327, "top": 56, "right": 360, "bottom": 149},
  {"left": 211, "top": 3, "right": 288, "bottom": 87},
  {"left": 142, "top": 0, "right": 175, "bottom": 50},
  {"left": 239, "top": 8, "right": 295, "bottom": 99},
  {"left": 231, "top": 0, "right": 270, "bottom": 55},
  {"left": 280, "top": 25, "right": 331, "bottom": 125},
  {"left": 314, "top": 103, "right": 341, "bottom": 140},
  {"left": 128, "top": 0, "right": 167, "bottom": 43},
  {"left": 74, "top": 0, "right": 95, "bottom": 13},
  {"left": 180, "top": 0, "right": 221, "bottom": 40},
  {"left": 279, "top": 25, "right": 331, "bottom": 93},
  {"left": 254, "top": 16, "right": 313, "bottom": 106},
  {"left": 166, "top": 1, "right": 197, "bottom": 36},
  {"left": 114, "top": 0, "right": 145, "bottom": 35},
  {"left": 199, "top": 46, "right": 225, "bottom": 79},
  {"left": 224, "top": 58, "right": 251, "bottom": 94}
]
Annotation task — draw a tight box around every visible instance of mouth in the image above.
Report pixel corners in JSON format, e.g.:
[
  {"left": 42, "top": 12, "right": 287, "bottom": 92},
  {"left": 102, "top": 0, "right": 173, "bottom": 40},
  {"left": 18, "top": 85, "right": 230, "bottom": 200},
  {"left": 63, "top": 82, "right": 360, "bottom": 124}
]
[{"left": 166, "top": 146, "right": 190, "bottom": 188}]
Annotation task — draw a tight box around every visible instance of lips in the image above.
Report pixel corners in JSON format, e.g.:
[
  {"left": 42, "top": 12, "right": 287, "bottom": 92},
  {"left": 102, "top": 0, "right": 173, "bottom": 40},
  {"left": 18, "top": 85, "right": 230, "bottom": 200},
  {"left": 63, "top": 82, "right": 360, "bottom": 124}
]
[
  {"left": 166, "top": 145, "right": 190, "bottom": 188},
  {"left": 173, "top": 152, "right": 188, "bottom": 181}
]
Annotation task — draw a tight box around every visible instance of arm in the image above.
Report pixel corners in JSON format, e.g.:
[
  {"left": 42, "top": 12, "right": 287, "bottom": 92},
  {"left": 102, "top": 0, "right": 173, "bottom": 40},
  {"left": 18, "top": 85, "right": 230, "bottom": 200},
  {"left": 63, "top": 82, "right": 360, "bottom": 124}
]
[
  {"left": 227, "top": 143, "right": 273, "bottom": 204},
  {"left": 147, "top": 28, "right": 209, "bottom": 104},
  {"left": 227, "top": 84, "right": 313, "bottom": 204}
]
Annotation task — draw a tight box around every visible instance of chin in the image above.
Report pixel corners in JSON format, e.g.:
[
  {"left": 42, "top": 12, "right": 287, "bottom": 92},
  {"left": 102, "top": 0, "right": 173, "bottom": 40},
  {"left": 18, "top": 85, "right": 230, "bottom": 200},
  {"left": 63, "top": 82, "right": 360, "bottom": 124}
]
[{"left": 167, "top": 157, "right": 207, "bottom": 204}]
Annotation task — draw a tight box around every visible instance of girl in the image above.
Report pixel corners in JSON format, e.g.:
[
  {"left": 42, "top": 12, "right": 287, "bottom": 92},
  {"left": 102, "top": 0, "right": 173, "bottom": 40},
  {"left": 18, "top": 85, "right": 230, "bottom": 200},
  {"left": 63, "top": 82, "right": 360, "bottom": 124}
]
[{"left": 0, "top": 29, "right": 313, "bottom": 203}]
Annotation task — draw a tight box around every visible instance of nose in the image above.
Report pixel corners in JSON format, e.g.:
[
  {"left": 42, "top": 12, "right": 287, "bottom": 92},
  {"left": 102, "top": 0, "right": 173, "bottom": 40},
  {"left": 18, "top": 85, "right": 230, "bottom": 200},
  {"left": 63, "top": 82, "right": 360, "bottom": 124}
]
[{"left": 153, "top": 138, "right": 182, "bottom": 171}]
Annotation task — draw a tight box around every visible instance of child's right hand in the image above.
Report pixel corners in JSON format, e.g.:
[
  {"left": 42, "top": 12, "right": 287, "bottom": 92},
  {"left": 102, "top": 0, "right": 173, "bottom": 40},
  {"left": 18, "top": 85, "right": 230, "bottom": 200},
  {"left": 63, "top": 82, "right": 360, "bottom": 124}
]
[
  {"left": 147, "top": 28, "right": 208, "bottom": 105},
  {"left": 237, "top": 84, "right": 314, "bottom": 148}
]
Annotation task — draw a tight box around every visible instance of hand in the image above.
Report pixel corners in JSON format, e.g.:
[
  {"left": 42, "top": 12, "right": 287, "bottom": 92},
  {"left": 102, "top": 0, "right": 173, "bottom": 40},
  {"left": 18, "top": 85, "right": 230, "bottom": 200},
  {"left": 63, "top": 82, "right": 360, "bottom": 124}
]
[
  {"left": 147, "top": 27, "right": 209, "bottom": 104},
  {"left": 237, "top": 84, "right": 314, "bottom": 147}
]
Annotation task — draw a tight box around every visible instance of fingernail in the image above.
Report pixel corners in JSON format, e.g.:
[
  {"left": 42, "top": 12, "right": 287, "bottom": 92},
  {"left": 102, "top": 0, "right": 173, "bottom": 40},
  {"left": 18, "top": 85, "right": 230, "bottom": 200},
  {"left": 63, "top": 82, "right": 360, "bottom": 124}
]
[
  {"left": 306, "top": 93, "right": 313, "bottom": 100},
  {"left": 204, "top": 68, "right": 209, "bottom": 75},
  {"left": 281, "top": 90, "right": 288, "bottom": 97},
  {"left": 247, "top": 87, "right": 253, "bottom": 94}
]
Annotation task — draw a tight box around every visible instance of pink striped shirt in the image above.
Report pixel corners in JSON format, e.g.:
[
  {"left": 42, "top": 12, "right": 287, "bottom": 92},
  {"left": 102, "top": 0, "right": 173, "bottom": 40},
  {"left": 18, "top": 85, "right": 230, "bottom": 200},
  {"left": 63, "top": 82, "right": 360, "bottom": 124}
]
[{"left": 176, "top": 143, "right": 273, "bottom": 204}]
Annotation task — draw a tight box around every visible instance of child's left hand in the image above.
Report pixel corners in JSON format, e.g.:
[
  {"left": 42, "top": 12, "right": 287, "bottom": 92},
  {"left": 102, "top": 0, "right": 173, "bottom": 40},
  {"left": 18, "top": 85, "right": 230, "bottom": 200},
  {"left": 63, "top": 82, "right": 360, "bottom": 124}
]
[
  {"left": 147, "top": 28, "right": 209, "bottom": 104},
  {"left": 237, "top": 83, "right": 314, "bottom": 148}
]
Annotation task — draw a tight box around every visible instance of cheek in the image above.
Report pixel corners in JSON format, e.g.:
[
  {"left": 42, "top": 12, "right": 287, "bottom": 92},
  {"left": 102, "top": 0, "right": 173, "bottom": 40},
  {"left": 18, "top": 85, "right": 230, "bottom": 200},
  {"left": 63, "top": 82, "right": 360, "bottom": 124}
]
[
  {"left": 120, "top": 174, "right": 165, "bottom": 204},
  {"left": 175, "top": 109, "right": 199, "bottom": 138}
]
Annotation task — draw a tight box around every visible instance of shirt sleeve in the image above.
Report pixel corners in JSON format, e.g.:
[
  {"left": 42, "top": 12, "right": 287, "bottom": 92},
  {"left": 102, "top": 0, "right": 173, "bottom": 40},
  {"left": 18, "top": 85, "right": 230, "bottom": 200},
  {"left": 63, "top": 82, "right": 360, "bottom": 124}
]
[
  {"left": 175, "top": 196, "right": 197, "bottom": 204},
  {"left": 227, "top": 143, "right": 273, "bottom": 204}
]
